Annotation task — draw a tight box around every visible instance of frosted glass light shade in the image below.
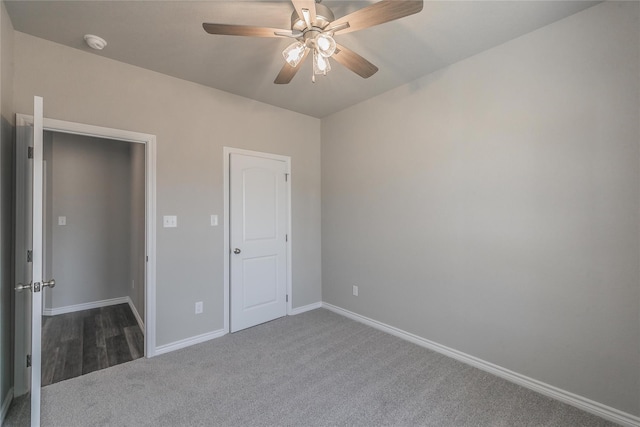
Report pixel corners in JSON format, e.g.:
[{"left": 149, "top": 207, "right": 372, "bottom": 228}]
[
  {"left": 315, "top": 34, "right": 336, "bottom": 57},
  {"left": 282, "top": 41, "right": 306, "bottom": 67},
  {"left": 313, "top": 50, "right": 331, "bottom": 75}
]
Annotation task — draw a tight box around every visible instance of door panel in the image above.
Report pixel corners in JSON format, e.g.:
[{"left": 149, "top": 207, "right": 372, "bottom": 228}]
[
  {"left": 230, "top": 153, "right": 287, "bottom": 333},
  {"left": 13, "top": 121, "right": 34, "bottom": 422},
  {"left": 243, "top": 168, "right": 278, "bottom": 241},
  {"left": 14, "top": 97, "right": 45, "bottom": 426},
  {"left": 30, "top": 96, "right": 44, "bottom": 426},
  {"left": 242, "top": 255, "right": 278, "bottom": 309}
]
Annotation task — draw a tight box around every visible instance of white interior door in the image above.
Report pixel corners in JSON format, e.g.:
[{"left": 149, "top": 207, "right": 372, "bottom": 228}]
[
  {"left": 29, "top": 96, "right": 49, "bottom": 426},
  {"left": 230, "top": 153, "right": 288, "bottom": 332},
  {"left": 14, "top": 96, "right": 47, "bottom": 426}
]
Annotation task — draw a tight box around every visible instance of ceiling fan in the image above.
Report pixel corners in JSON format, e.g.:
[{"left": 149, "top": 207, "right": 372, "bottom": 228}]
[{"left": 203, "top": 0, "right": 424, "bottom": 84}]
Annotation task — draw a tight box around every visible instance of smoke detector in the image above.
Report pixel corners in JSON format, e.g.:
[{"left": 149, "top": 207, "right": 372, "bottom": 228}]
[{"left": 84, "top": 34, "right": 107, "bottom": 50}]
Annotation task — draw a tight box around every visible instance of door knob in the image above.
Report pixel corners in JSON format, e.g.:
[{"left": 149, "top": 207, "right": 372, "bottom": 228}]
[
  {"left": 14, "top": 281, "right": 32, "bottom": 292},
  {"left": 233, "top": 248, "right": 241, "bottom": 254},
  {"left": 42, "top": 279, "right": 56, "bottom": 289}
]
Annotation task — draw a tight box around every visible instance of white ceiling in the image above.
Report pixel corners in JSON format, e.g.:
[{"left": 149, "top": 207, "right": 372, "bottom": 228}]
[{"left": 5, "top": 0, "right": 599, "bottom": 118}]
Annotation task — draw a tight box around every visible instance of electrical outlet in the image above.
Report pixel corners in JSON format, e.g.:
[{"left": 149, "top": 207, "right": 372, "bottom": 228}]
[
  {"left": 210, "top": 214, "right": 218, "bottom": 226},
  {"left": 353, "top": 285, "right": 359, "bottom": 297},
  {"left": 58, "top": 216, "right": 66, "bottom": 226},
  {"left": 195, "top": 301, "right": 203, "bottom": 314}
]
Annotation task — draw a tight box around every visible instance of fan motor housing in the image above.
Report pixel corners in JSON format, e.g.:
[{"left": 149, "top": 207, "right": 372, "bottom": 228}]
[{"left": 291, "top": 3, "right": 334, "bottom": 32}]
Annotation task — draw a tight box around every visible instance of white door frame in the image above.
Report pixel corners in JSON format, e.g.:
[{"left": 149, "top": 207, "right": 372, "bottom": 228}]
[
  {"left": 223, "top": 147, "right": 292, "bottom": 333},
  {"left": 15, "top": 114, "right": 158, "bottom": 359}
]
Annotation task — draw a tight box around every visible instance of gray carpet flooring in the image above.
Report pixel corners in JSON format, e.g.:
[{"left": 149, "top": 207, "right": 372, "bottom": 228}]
[{"left": 6, "top": 309, "right": 618, "bottom": 426}]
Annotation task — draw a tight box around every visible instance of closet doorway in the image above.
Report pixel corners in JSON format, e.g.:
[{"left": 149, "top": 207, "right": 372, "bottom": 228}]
[
  {"left": 41, "top": 131, "right": 144, "bottom": 384},
  {"left": 13, "top": 115, "right": 157, "bottom": 403}
]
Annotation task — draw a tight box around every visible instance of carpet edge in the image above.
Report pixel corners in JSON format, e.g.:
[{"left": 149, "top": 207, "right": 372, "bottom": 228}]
[
  {"left": 321, "top": 302, "right": 639, "bottom": 427},
  {"left": 155, "top": 328, "right": 226, "bottom": 356}
]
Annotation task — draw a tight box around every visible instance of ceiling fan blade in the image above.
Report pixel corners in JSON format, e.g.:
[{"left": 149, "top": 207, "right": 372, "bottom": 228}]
[
  {"left": 330, "top": 0, "right": 423, "bottom": 35},
  {"left": 203, "top": 23, "right": 292, "bottom": 38},
  {"left": 332, "top": 44, "right": 378, "bottom": 78},
  {"left": 274, "top": 48, "right": 310, "bottom": 84},
  {"left": 291, "top": 0, "right": 317, "bottom": 28}
]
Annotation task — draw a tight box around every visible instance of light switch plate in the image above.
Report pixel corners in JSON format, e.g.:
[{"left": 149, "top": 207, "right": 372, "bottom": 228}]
[
  {"left": 211, "top": 214, "right": 218, "bottom": 226},
  {"left": 163, "top": 215, "right": 177, "bottom": 228},
  {"left": 58, "top": 216, "right": 66, "bottom": 226}
]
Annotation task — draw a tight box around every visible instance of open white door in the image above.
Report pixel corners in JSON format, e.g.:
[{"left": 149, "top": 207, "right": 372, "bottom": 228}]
[
  {"left": 14, "top": 96, "right": 50, "bottom": 426},
  {"left": 29, "top": 95, "right": 47, "bottom": 426}
]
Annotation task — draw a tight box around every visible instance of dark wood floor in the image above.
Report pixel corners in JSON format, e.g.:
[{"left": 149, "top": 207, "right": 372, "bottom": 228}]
[{"left": 41, "top": 303, "right": 144, "bottom": 386}]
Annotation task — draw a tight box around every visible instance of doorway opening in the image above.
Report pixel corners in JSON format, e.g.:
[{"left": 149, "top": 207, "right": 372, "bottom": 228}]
[
  {"left": 40, "top": 131, "right": 145, "bottom": 385},
  {"left": 12, "top": 115, "right": 157, "bottom": 414}
]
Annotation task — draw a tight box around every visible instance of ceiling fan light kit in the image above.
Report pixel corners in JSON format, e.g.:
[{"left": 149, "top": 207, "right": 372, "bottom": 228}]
[
  {"left": 315, "top": 33, "right": 336, "bottom": 57},
  {"left": 283, "top": 41, "right": 307, "bottom": 67},
  {"left": 203, "top": 0, "right": 424, "bottom": 84},
  {"left": 313, "top": 49, "right": 331, "bottom": 75}
]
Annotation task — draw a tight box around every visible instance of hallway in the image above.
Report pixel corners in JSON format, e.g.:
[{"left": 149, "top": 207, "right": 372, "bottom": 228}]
[{"left": 41, "top": 303, "right": 143, "bottom": 386}]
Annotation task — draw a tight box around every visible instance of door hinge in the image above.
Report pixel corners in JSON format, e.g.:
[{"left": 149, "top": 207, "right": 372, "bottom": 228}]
[
  {"left": 286, "top": 295, "right": 289, "bottom": 303},
  {"left": 285, "top": 173, "right": 289, "bottom": 182},
  {"left": 26, "top": 354, "right": 31, "bottom": 368},
  {"left": 285, "top": 234, "right": 288, "bottom": 242},
  {"left": 27, "top": 250, "right": 32, "bottom": 262},
  {"left": 27, "top": 147, "right": 34, "bottom": 159},
  {"left": 146, "top": 256, "right": 148, "bottom": 262}
]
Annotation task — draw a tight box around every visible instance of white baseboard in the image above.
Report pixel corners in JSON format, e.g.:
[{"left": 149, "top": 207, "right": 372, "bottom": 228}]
[
  {"left": 43, "top": 296, "right": 130, "bottom": 316},
  {"left": 126, "top": 297, "right": 145, "bottom": 333},
  {"left": 154, "top": 329, "right": 226, "bottom": 356},
  {"left": 290, "top": 301, "right": 322, "bottom": 315},
  {"left": 154, "top": 301, "right": 321, "bottom": 356},
  {"left": 0, "top": 387, "right": 13, "bottom": 426},
  {"left": 322, "top": 302, "right": 640, "bottom": 427},
  {"left": 153, "top": 303, "right": 322, "bottom": 357}
]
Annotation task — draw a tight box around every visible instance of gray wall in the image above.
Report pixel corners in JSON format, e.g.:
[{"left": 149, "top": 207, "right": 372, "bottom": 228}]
[
  {"left": 321, "top": 1, "right": 639, "bottom": 417},
  {"left": 12, "top": 31, "right": 323, "bottom": 346},
  {"left": 0, "top": 0, "right": 13, "bottom": 416},
  {"left": 43, "top": 132, "right": 144, "bottom": 312}
]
